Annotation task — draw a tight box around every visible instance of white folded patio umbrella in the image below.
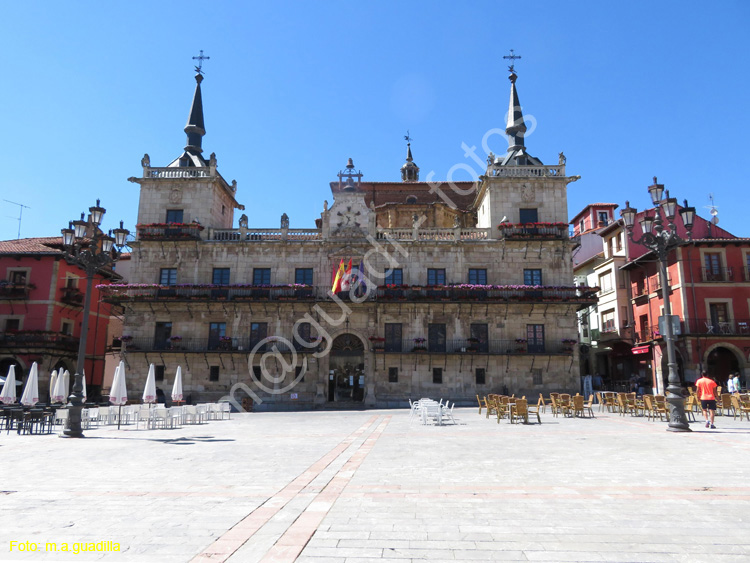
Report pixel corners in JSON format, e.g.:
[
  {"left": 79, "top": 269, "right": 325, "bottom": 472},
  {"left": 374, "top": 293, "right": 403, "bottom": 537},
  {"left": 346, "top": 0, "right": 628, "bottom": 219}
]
[
  {"left": 20, "top": 362, "right": 39, "bottom": 406},
  {"left": 81, "top": 370, "right": 87, "bottom": 403},
  {"left": 49, "top": 369, "right": 58, "bottom": 401},
  {"left": 143, "top": 363, "right": 157, "bottom": 404},
  {"left": 109, "top": 362, "right": 128, "bottom": 429},
  {"left": 51, "top": 368, "right": 68, "bottom": 403},
  {"left": 171, "top": 366, "right": 183, "bottom": 404},
  {"left": 62, "top": 370, "right": 70, "bottom": 397},
  {"left": 0, "top": 365, "right": 18, "bottom": 404}
]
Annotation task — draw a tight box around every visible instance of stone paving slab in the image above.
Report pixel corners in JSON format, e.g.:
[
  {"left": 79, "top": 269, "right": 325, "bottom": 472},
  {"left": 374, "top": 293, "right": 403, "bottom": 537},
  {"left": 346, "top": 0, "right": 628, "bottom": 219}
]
[{"left": 0, "top": 407, "right": 749, "bottom": 562}]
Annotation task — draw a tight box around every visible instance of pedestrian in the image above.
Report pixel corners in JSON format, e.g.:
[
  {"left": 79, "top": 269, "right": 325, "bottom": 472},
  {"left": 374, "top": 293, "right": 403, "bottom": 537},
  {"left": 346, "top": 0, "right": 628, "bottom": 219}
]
[
  {"left": 733, "top": 372, "right": 741, "bottom": 393},
  {"left": 727, "top": 375, "right": 736, "bottom": 394},
  {"left": 695, "top": 371, "right": 718, "bottom": 429}
]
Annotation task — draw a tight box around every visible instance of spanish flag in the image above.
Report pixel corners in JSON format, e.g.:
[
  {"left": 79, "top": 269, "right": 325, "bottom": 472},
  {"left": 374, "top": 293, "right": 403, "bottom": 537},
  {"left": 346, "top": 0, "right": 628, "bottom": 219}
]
[{"left": 332, "top": 259, "right": 346, "bottom": 293}]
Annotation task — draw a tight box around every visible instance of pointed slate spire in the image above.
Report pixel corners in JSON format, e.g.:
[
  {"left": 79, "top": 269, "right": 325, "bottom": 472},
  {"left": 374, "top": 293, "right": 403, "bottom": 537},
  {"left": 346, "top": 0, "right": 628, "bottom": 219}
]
[
  {"left": 184, "top": 73, "right": 206, "bottom": 155},
  {"left": 401, "top": 131, "right": 419, "bottom": 182},
  {"left": 401, "top": 143, "right": 419, "bottom": 182},
  {"left": 505, "top": 71, "right": 526, "bottom": 151}
]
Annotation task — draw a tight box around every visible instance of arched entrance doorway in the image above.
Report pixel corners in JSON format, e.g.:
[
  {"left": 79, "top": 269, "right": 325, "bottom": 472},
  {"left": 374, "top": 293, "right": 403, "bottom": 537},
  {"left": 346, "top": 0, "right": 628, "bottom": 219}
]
[
  {"left": 706, "top": 346, "right": 739, "bottom": 381},
  {"left": 328, "top": 334, "right": 365, "bottom": 403}
]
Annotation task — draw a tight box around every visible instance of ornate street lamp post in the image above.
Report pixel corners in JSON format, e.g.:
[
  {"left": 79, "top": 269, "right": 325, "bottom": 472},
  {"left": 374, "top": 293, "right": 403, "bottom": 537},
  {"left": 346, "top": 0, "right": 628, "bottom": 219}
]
[
  {"left": 620, "top": 178, "right": 696, "bottom": 432},
  {"left": 60, "top": 200, "right": 129, "bottom": 438}
]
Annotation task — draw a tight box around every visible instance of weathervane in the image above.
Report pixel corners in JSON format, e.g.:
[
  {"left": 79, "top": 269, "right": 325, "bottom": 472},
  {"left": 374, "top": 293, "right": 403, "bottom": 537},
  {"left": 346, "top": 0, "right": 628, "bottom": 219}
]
[
  {"left": 503, "top": 49, "right": 522, "bottom": 73},
  {"left": 404, "top": 130, "right": 412, "bottom": 144},
  {"left": 192, "top": 50, "right": 210, "bottom": 74}
]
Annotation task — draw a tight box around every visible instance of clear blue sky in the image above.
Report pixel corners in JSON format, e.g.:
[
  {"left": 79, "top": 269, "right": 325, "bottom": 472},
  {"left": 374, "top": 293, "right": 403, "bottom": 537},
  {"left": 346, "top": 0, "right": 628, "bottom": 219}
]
[{"left": 2, "top": 1, "right": 748, "bottom": 241}]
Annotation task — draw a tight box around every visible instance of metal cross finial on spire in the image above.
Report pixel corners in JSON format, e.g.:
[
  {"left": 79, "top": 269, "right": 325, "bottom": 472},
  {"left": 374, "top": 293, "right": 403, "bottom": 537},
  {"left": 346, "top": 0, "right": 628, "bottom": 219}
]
[
  {"left": 192, "top": 50, "right": 210, "bottom": 74},
  {"left": 503, "top": 49, "right": 522, "bottom": 73}
]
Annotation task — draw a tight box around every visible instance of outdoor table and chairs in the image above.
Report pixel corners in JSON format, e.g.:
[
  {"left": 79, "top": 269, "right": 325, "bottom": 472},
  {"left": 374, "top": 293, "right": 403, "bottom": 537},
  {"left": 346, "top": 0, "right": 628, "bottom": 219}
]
[{"left": 410, "top": 398, "right": 457, "bottom": 426}]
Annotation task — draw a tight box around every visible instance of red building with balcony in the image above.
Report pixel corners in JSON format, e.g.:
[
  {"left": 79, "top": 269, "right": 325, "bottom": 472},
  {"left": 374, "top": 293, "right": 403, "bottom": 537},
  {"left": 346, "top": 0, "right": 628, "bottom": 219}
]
[
  {"left": 0, "top": 236, "right": 119, "bottom": 398},
  {"left": 622, "top": 190, "right": 749, "bottom": 392}
]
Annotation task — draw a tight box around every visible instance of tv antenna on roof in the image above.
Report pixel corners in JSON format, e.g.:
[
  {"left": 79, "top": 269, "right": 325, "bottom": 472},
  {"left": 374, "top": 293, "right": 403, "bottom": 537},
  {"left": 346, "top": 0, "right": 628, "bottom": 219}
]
[
  {"left": 4, "top": 199, "right": 30, "bottom": 239},
  {"left": 705, "top": 193, "right": 719, "bottom": 225}
]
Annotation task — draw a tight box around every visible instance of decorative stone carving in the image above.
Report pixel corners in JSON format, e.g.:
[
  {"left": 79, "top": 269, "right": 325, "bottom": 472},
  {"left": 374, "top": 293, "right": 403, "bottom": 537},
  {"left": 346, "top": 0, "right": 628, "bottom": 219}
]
[
  {"left": 521, "top": 183, "right": 536, "bottom": 202},
  {"left": 209, "top": 152, "right": 217, "bottom": 167},
  {"left": 238, "top": 214, "right": 248, "bottom": 228},
  {"left": 141, "top": 153, "right": 150, "bottom": 167},
  {"left": 280, "top": 213, "right": 289, "bottom": 229},
  {"left": 558, "top": 151, "right": 566, "bottom": 165},
  {"left": 169, "top": 187, "right": 182, "bottom": 204}
]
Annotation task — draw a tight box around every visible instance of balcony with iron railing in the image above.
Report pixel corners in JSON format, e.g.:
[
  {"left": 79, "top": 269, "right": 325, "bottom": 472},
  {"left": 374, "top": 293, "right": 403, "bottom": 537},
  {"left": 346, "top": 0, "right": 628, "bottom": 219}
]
[
  {"left": 497, "top": 223, "right": 570, "bottom": 241},
  {"left": 60, "top": 287, "right": 84, "bottom": 306},
  {"left": 372, "top": 338, "right": 572, "bottom": 355},
  {"left": 682, "top": 318, "right": 750, "bottom": 336},
  {"left": 0, "top": 331, "right": 79, "bottom": 351},
  {"left": 100, "top": 284, "right": 599, "bottom": 305},
  {"left": 0, "top": 282, "right": 32, "bottom": 300},
  {"left": 137, "top": 223, "right": 205, "bottom": 242},
  {"left": 702, "top": 267, "right": 733, "bottom": 282},
  {"left": 634, "top": 325, "right": 658, "bottom": 343},
  {"left": 121, "top": 336, "right": 322, "bottom": 353}
]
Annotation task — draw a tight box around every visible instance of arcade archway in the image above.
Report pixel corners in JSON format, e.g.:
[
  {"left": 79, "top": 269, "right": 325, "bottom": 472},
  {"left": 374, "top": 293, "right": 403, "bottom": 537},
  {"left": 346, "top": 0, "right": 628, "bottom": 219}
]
[{"left": 328, "top": 333, "right": 365, "bottom": 403}]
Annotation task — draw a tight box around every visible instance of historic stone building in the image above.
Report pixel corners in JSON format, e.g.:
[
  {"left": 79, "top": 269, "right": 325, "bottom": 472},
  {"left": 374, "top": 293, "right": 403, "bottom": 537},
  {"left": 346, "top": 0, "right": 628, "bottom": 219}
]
[{"left": 104, "top": 67, "right": 595, "bottom": 410}]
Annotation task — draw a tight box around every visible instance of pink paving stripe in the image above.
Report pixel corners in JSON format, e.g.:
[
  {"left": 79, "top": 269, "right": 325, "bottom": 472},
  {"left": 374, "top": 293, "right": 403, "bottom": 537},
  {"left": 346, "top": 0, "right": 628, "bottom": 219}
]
[
  {"left": 190, "top": 415, "right": 380, "bottom": 563},
  {"left": 260, "top": 416, "right": 391, "bottom": 563}
]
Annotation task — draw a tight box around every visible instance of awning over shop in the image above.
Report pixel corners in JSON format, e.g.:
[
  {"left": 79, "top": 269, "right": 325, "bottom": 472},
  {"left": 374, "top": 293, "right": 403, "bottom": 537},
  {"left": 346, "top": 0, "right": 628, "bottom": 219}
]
[{"left": 632, "top": 346, "right": 650, "bottom": 355}]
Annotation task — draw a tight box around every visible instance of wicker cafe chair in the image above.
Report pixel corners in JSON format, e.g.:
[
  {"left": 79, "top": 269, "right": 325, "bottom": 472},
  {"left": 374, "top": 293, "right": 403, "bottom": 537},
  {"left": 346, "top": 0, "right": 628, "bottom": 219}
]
[
  {"left": 476, "top": 394, "right": 483, "bottom": 415},
  {"left": 730, "top": 395, "right": 749, "bottom": 421},
  {"left": 643, "top": 395, "right": 656, "bottom": 421},
  {"left": 718, "top": 394, "right": 734, "bottom": 417},
  {"left": 584, "top": 395, "right": 595, "bottom": 418},
  {"left": 652, "top": 395, "right": 669, "bottom": 421},
  {"left": 570, "top": 395, "right": 585, "bottom": 418},
  {"left": 559, "top": 394, "right": 572, "bottom": 417},
  {"left": 537, "top": 394, "right": 547, "bottom": 414},
  {"left": 509, "top": 398, "right": 529, "bottom": 424},
  {"left": 496, "top": 396, "right": 511, "bottom": 422},
  {"left": 485, "top": 395, "right": 498, "bottom": 420},
  {"left": 549, "top": 394, "right": 561, "bottom": 417}
]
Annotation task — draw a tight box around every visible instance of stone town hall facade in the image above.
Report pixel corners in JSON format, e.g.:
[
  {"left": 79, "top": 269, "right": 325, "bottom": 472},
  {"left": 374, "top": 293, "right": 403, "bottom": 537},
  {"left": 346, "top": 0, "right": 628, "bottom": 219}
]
[{"left": 103, "top": 68, "right": 595, "bottom": 410}]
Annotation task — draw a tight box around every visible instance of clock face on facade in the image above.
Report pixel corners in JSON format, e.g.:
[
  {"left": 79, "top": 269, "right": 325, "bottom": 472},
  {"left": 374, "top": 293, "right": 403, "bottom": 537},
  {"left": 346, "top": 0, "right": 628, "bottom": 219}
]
[{"left": 337, "top": 206, "right": 361, "bottom": 228}]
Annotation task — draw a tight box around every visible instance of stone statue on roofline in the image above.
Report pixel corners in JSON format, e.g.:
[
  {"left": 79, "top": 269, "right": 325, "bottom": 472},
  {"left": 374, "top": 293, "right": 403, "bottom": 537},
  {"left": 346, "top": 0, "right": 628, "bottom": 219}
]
[{"left": 280, "top": 213, "right": 289, "bottom": 229}]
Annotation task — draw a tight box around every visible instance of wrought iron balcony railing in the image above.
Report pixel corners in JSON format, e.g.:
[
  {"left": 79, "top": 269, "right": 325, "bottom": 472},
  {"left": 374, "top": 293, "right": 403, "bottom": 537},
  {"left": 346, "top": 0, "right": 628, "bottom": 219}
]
[
  {"left": 0, "top": 331, "right": 79, "bottom": 351},
  {"left": 701, "top": 267, "right": 733, "bottom": 282},
  {"left": 373, "top": 338, "right": 571, "bottom": 355},
  {"left": 121, "top": 336, "right": 322, "bottom": 353},
  {"left": 136, "top": 223, "right": 205, "bottom": 241},
  {"left": 0, "top": 282, "right": 31, "bottom": 299},
  {"left": 101, "top": 283, "right": 599, "bottom": 305},
  {"left": 120, "top": 336, "right": 572, "bottom": 355},
  {"left": 498, "top": 224, "right": 569, "bottom": 241},
  {"left": 60, "top": 287, "right": 84, "bottom": 306},
  {"left": 682, "top": 318, "right": 750, "bottom": 336}
]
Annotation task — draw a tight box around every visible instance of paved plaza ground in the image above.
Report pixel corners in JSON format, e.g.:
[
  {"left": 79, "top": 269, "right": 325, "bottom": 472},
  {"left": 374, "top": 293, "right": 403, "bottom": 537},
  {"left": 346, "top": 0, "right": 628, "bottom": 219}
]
[{"left": 1, "top": 405, "right": 749, "bottom": 563}]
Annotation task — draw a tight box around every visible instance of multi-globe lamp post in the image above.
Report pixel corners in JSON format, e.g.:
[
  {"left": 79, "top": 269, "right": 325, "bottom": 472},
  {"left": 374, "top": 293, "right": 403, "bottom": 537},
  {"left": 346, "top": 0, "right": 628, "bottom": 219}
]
[
  {"left": 60, "top": 200, "right": 129, "bottom": 438},
  {"left": 620, "top": 179, "right": 696, "bottom": 432}
]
